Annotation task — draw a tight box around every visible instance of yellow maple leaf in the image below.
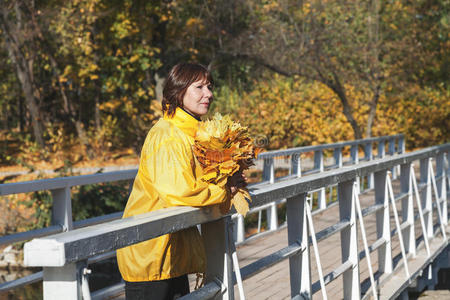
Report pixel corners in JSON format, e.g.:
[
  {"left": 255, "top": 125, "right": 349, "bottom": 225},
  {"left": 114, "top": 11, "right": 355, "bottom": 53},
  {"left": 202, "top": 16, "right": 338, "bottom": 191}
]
[
  {"left": 193, "top": 113, "right": 261, "bottom": 214},
  {"left": 231, "top": 188, "right": 252, "bottom": 216}
]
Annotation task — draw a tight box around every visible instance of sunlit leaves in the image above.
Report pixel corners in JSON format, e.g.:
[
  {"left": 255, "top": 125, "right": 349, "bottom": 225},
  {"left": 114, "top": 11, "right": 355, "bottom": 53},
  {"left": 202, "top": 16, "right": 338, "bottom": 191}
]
[
  {"left": 211, "top": 73, "right": 449, "bottom": 151},
  {"left": 194, "top": 113, "right": 260, "bottom": 216}
]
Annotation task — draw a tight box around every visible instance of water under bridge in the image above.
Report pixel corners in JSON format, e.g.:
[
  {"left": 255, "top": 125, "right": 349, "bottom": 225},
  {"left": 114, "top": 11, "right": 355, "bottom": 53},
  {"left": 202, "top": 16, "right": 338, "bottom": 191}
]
[{"left": 1, "top": 134, "right": 450, "bottom": 299}]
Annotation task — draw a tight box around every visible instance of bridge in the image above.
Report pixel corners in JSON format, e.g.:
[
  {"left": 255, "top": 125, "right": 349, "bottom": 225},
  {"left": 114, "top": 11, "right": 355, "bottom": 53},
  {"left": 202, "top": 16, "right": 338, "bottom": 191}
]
[{"left": 1, "top": 134, "right": 449, "bottom": 299}]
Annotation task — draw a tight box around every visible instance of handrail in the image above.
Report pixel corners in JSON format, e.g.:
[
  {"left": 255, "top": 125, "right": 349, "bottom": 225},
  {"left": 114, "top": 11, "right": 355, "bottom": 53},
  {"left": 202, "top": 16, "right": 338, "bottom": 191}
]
[
  {"left": 0, "top": 134, "right": 405, "bottom": 295},
  {"left": 20, "top": 139, "right": 418, "bottom": 266},
  {"left": 22, "top": 142, "right": 448, "bottom": 300},
  {"left": 250, "top": 143, "right": 448, "bottom": 206},
  {"left": 0, "top": 134, "right": 403, "bottom": 196},
  {"left": 0, "top": 169, "right": 138, "bottom": 196},
  {"left": 0, "top": 135, "right": 404, "bottom": 248},
  {"left": 234, "top": 134, "right": 404, "bottom": 242},
  {"left": 257, "top": 134, "right": 403, "bottom": 159}
]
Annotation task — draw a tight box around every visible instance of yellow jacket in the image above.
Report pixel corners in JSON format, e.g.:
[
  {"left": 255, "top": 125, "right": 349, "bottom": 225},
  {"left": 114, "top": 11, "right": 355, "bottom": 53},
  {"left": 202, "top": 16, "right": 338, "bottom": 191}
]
[{"left": 117, "top": 107, "right": 229, "bottom": 282}]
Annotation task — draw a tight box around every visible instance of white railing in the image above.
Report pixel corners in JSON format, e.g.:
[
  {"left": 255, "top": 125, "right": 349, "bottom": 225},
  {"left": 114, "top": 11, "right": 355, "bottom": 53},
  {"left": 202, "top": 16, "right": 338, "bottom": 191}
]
[
  {"left": 0, "top": 135, "right": 403, "bottom": 295},
  {"left": 22, "top": 143, "right": 449, "bottom": 300},
  {"left": 0, "top": 170, "right": 136, "bottom": 293},
  {"left": 233, "top": 134, "right": 405, "bottom": 243}
]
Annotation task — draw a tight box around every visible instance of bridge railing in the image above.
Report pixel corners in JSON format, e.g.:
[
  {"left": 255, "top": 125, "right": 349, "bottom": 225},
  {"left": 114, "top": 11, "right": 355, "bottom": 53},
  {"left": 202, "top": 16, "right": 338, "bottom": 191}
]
[
  {"left": 234, "top": 134, "right": 404, "bottom": 243},
  {"left": 0, "top": 170, "right": 136, "bottom": 293},
  {"left": 23, "top": 143, "right": 449, "bottom": 300},
  {"left": 0, "top": 134, "right": 403, "bottom": 294}
]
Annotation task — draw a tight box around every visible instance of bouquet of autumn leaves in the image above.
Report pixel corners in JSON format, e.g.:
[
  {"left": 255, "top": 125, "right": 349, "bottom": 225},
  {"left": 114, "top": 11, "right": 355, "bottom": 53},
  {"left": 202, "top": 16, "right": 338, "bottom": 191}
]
[{"left": 194, "top": 113, "right": 261, "bottom": 216}]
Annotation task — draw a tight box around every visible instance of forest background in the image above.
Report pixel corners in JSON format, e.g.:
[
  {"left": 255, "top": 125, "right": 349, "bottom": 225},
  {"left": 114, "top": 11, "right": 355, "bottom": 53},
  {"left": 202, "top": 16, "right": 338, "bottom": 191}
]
[{"left": 0, "top": 0, "right": 449, "bottom": 238}]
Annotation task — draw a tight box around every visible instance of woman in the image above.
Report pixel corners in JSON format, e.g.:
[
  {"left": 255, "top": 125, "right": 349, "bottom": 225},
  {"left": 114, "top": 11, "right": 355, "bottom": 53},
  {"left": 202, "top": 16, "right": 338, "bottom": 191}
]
[{"left": 117, "top": 63, "right": 245, "bottom": 300}]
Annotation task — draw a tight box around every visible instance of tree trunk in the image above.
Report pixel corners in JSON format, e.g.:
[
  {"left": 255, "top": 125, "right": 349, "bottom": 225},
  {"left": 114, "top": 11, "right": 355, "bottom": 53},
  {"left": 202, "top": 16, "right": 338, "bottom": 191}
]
[
  {"left": 17, "top": 65, "right": 44, "bottom": 147},
  {"left": 154, "top": 72, "right": 165, "bottom": 102},
  {"left": 325, "top": 73, "right": 363, "bottom": 140},
  {"left": 47, "top": 53, "right": 92, "bottom": 156},
  {"left": 226, "top": 53, "right": 365, "bottom": 140},
  {"left": 0, "top": 10, "right": 45, "bottom": 147},
  {"left": 95, "top": 95, "right": 100, "bottom": 130},
  {"left": 30, "top": 7, "right": 93, "bottom": 157},
  {"left": 19, "top": 95, "right": 24, "bottom": 132},
  {"left": 365, "top": 84, "right": 380, "bottom": 138},
  {"left": 331, "top": 87, "right": 363, "bottom": 140}
]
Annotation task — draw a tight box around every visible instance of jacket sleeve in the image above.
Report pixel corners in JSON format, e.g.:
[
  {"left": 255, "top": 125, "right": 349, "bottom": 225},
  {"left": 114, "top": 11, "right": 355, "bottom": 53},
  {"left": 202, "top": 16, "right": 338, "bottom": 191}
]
[{"left": 144, "top": 137, "right": 228, "bottom": 207}]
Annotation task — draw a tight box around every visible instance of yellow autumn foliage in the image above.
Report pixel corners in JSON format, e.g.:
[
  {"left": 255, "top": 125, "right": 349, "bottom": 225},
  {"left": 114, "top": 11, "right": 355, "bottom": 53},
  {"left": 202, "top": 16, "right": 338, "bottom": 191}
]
[
  {"left": 212, "top": 74, "right": 449, "bottom": 151},
  {"left": 194, "top": 113, "right": 261, "bottom": 216}
]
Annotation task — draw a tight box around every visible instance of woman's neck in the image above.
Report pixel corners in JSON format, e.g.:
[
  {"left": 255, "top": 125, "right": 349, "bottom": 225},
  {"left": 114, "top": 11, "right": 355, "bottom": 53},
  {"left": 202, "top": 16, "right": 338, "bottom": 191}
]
[{"left": 180, "top": 107, "right": 201, "bottom": 121}]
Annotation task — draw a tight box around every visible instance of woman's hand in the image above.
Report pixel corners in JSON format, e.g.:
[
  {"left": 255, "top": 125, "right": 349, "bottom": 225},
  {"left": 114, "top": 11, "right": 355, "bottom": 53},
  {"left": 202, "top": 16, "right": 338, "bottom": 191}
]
[{"left": 227, "top": 170, "right": 248, "bottom": 195}]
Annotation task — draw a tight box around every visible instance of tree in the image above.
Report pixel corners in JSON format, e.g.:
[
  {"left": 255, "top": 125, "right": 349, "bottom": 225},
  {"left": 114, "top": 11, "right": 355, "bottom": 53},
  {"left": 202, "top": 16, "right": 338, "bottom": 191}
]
[
  {"left": 0, "top": 0, "right": 45, "bottom": 147},
  {"left": 214, "top": 0, "right": 409, "bottom": 139}
]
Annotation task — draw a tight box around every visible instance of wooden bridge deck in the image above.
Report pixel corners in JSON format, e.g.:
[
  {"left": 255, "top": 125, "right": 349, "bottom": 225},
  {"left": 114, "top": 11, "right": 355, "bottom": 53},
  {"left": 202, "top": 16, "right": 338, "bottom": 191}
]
[
  {"left": 229, "top": 177, "right": 445, "bottom": 300},
  {"left": 113, "top": 176, "right": 446, "bottom": 300}
]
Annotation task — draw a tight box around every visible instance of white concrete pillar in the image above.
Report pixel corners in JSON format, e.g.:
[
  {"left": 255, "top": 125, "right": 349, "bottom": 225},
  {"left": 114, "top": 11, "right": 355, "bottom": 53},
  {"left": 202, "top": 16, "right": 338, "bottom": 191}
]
[{"left": 43, "top": 263, "right": 79, "bottom": 300}]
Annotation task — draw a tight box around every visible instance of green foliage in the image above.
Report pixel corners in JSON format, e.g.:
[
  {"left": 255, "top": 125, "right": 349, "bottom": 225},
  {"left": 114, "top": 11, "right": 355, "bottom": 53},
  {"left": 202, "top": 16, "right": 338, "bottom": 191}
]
[
  {"left": 17, "top": 181, "right": 129, "bottom": 234},
  {"left": 21, "top": 191, "right": 53, "bottom": 230},
  {"left": 71, "top": 180, "right": 129, "bottom": 221},
  {"left": 0, "top": 0, "right": 448, "bottom": 166}
]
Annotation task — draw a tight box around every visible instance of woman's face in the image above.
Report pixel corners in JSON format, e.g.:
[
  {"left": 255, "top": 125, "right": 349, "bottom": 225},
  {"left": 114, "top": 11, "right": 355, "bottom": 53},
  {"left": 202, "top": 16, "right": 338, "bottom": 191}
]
[{"left": 182, "top": 79, "right": 213, "bottom": 118}]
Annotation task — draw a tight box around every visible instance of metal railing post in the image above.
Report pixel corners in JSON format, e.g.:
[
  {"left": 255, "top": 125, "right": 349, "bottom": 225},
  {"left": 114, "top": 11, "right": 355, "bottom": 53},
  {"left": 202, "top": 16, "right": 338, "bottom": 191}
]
[
  {"left": 314, "top": 150, "right": 326, "bottom": 209},
  {"left": 202, "top": 217, "right": 234, "bottom": 300},
  {"left": 291, "top": 153, "right": 302, "bottom": 178},
  {"left": 351, "top": 145, "right": 360, "bottom": 193},
  {"left": 396, "top": 136, "right": 405, "bottom": 178},
  {"left": 338, "top": 180, "right": 360, "bottom": 300},
  {"left": 398, "top": 136, "right": 405, "bottom": 154},
  {"left": 420, "top": 158, "right": 433, "bottom": 238},
  {"left": 350, "top": 145, "right": 359, "bottom": 164},
  {"left": 334, "top": 147, "right": 343, "bottom": 168},
  {"left": 436, "top": 153, "right": 447, "bottom": 225},
  {"left": 365, "top": 143, "right": 374, "bottom": 189},
  {"left": 51, "top": 187, "right": 73, "bottom": 231},
  {"left": 447, "top": 152, "right": 450, "bottom": 189},
  {"left": 331, "top": 148, "right": 343, "bottom": 203},
  {"left": 388, "top": 138, "right": 395, "bottom": 154},
  {"left": 286, "top": 193, "right": 310, "bottom": 299},
  {"left": 388, "top": 138, "right": 397, "bottom": 178},
  {"left": 43, "top": 263, "right": 80, "bottom": 300},
  {"left": 235, "top": 215, "right": 245, "bottom": 244},
  {"left": 378, "top": 140, "right": 386, "bottom": 159},
  {"left": 262, "top": 158, "right": 275, "bottom": 184},
  {"left": 375, "top": 170, "right": 392, "bottom": 274},
  {"left": 267, "top": 202, "right": 278, "bottom": 231},
  {"left": 400, "top": 163, "right": 415, "bottom": 256},
  {"left": 263, "top": 158, "right": 278, "bottom": 231}
]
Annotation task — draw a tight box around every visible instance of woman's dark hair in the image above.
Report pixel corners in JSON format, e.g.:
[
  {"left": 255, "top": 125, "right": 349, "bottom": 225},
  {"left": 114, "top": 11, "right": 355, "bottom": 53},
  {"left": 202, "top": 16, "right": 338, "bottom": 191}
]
[{"left": 162, "top": 63, "right": 214, "bottom": 117}]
